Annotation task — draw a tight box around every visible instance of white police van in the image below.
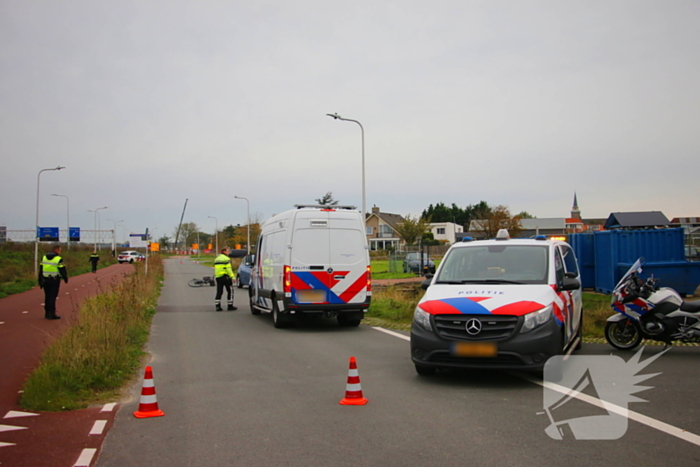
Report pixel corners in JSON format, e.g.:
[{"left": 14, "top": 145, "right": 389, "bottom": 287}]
[
  {"left": 249, "top": 205, "right": 371, "bottom": 328},
  {"left": 410, "top": 229, "right": 582, "bottom": 375}
]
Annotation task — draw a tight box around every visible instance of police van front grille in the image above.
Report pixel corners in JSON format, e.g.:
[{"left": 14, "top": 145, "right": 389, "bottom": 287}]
[{"left": 434, "top": 314, "right": 518, "bottom": 341}]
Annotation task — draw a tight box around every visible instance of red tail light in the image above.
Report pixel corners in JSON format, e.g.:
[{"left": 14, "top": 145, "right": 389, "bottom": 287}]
[
  {"left": 366, "top": 265, "right": 372, "bottom": 292},
  {"left": 284, "top": 265, "right": 292, "bottom": 294}
]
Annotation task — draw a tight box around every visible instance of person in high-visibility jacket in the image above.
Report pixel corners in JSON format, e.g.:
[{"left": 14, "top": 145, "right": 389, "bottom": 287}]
[
  {"left": 214, "top": 247, "right": 237, "bottom": 311},
  {"left": 89, "top": 251, "right": 100, "bottom": 273},
  {"left": 38, "top": 244, "right": 69, "bottom": 320}
]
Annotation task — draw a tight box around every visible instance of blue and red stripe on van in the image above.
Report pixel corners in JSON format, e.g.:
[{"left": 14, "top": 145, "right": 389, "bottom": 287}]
[{"left": 290, "top": 270, "right": 368, "bottom": 304}]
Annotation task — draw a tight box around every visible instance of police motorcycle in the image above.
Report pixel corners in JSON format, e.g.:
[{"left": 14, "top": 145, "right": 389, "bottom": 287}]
[{"left": 605, "top": 258, "right": 700, "bottom": 350}]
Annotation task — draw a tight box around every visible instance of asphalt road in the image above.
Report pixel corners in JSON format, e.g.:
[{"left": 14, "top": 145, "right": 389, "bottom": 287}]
[{"left": 97, "top": 258, "right": 700, "bottom": 466}]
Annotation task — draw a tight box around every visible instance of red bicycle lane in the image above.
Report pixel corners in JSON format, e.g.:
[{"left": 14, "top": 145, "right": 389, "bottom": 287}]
[{"left": 0, "top": 263, "right": 133, "bottom": 467}]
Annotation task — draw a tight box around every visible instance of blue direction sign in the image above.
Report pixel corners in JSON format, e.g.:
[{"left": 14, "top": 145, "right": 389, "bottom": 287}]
[
  {"left": 38, "top": 227, "right": 59, "bottom": 242},
  {"left": 69, "top": 227, "right": 80, "bottom": 242}
]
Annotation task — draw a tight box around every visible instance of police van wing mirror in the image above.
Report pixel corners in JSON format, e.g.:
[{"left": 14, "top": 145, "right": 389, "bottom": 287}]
[
  {"left": 565, "top": 271, "right": 578, "bottom": 279},
  {"left": 561, "top": 276, "right": 580, "bottom": 291},
  {"left": 421, "top": 275, "right": 433, "bottom": 290}
]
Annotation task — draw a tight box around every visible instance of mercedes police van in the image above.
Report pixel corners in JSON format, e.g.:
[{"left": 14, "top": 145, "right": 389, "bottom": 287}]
[
  {"left": 410, "top": 229, "right": 583, "bottom": 375},
  {"left": 249, "top": 205, "right": 371, "bottom": 328}
]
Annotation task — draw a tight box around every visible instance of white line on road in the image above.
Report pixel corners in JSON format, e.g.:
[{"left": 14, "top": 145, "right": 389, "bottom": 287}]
[
  {"left": 0, "top": 424, "right": 27, "bottom": 433},
  {"left": 3, "top": 411, "right": 38, "bottom": 419},
  {"left": 101, "top": 403, "right": 117, "bottom": 412},
  {"left": 372, "top": 325, "right": 700, "bottom": 447},
  {"left": 74, "top": 448, "right": 96, "bottom": 466},
  {"left": 372, "top": 327, "right": 409, "bottom": 341},
  {"left": 89, "top": 420, "right": 107, "bottom": 435},
  {"left": 519, "top": 372, "right": 700, "bottom": 447}
]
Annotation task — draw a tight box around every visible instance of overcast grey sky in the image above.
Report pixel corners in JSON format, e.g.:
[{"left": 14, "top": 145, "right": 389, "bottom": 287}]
[{"left": 1, "top": 0, "right": 698, "bottom": 240}]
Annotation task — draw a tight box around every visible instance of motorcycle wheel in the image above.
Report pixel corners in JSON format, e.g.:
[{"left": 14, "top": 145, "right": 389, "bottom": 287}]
[
  {"left": 604, "top": 319, "right": 643, "bottom": 350},
  {"left": 188, "top": 279, "right": 202, "bottom": 288}
]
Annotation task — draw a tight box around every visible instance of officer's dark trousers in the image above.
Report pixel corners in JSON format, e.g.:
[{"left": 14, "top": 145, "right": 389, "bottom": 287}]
[
  {"left": 43, "top": 277, "right": 61, "bottom": 318},
  {"left": 215, "top": 277, "right": 233, "bottom": 304},
  {"left": 90, "top": 260, "right": 98, "bottom": 273}
]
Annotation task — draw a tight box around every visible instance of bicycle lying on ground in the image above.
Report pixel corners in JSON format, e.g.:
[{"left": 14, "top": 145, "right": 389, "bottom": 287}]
[{"left": 188, "top": 276, "right": 216, "bottom": 287}]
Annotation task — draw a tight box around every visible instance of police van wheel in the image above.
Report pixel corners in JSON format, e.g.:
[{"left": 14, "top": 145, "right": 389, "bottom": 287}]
[
  {"left": 337, "top": 314, "right": 361, "bottom": 327},
  {"left": 272, "top": 299, "right": 292, "bottom": 328},
  {"left": 414, "top": 364, "right": 436, "bottom": 376},
  {"left": 249, "top": 288, "right": 260, "bottom": 315}
]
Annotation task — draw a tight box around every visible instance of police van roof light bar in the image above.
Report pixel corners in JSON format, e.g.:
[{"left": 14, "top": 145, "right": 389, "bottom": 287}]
[{"left": 294, "top": 204, "right": 357, "bottom": 210}]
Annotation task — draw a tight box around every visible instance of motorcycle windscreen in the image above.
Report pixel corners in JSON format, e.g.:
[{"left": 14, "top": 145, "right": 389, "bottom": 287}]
[{"left": 613, "top": 257, "right": 644, "bottom": 294}]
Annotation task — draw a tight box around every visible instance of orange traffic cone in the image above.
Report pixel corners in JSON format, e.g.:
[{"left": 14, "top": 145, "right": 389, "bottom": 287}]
[
  {"left": 340, "top": 356, "right": 368, "bottom": 406},
  {"left": 133, "top": 366, "right": 165, "bottom": 418}
]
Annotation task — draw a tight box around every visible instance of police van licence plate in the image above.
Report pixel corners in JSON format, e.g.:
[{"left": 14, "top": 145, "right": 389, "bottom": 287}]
[
  {"left": 296, "top": 289, "right": 326, "bottom": 303},
  {"left": 451, "top": 342, "right": 498, "bottom": 357}
]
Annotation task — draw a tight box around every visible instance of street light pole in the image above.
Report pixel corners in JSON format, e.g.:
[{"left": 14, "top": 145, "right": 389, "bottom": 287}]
[
  {"left": 51, "top": 193, "right": 70, "bottom": 249},
  {"left": 35, "top": 166, "right": 65, "bottom": 276},
  {"left": 107, "top": 219, "right": 123, "bottom": 256},
  {"left": 88, "top": 206, "right": 108, "bottom": 251},
  {"left": 326, "top": 113, "right": 366, "bottom": 226},
  {"left": 208, "top": 216, "right": 218, "bottom": 253},
  {"left": 234, "top": 195, "right": 250, "bottom": 253}
]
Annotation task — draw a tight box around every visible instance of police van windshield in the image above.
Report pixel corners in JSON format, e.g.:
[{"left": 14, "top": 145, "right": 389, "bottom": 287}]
[{"left": 436, "top": 245, "right": 549, "bottom": 285}]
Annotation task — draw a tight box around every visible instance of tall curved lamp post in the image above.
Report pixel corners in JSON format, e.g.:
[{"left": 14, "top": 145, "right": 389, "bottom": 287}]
[
  {"left": 35, "top": 166, "right": 65, "bottom": 276},
  {"left": 234, "top": 195, "right": 250, "bottom": 253},
  {"left": 326, "top": 113, "right": 365, "bottom": 225}
]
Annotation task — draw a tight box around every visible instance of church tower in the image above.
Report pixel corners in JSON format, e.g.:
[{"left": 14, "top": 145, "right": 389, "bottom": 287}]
[{"left": 571, "top": 192, "right": 581, "bottom": 220}]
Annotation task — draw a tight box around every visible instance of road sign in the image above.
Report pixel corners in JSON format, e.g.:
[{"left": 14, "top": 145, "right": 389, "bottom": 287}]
[
  {"left": 38, "top": 227, "right": 59, "bottom": 242},
  {"left": 69, "top": 227, "right": 80, "bottom": 242}
]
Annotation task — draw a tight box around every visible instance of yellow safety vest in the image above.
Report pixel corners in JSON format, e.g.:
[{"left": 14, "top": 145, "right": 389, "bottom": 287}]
[
  {"left": 42, "top": 255, "right": 63, "bottom": 277},
  {"left": 214, "top": 254, "right": 234, "bottom": 278}
]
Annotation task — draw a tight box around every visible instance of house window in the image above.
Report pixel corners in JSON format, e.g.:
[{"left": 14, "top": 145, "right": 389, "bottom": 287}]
[
  {"left": 366, "top": 226, "right": 374, "bottom": 235},
  {"left": 437, "top": 228, "right": 445, "bottom": 235},
  {"left": 378, "top": 224, "right": 394, "bottom": 238}
]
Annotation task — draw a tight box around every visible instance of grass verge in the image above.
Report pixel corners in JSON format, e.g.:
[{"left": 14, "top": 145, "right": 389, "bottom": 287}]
[
  {"left": 19, "top": 256, "right": 164, "bottom": 411},
  {"left": 0, "top": 243, "right": 119, "bottom": 298}
]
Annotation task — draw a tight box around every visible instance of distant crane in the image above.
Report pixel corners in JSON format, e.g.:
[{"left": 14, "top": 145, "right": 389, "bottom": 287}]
[{"left": 173, "top": 199, "right": 188, "bottom": 252}]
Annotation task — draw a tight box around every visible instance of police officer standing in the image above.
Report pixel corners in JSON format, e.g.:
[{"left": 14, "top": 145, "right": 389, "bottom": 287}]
[
  {"left": 39, "top": 244, "right": 68, "bottom": 320},
  {"left": 214, "top": 247, "right": 237, "bottom": 311},
  {"left": 89, "top": 250, "right": 100, "bottom": 273}
]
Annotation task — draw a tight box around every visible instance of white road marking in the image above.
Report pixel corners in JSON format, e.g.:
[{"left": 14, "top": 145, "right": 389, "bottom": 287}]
[
  {"left": 0, "top": 322, "right": 4, "bottom": 325},
  {"left": 22, "top": 311, "right": 28, "bottom": 314},
  {"left": 0, "top": 442, "right": 17, "bottom": 447},
  {"left": 519, "top": 372, "right": 700, "bottom": 447},
  {"left": 372, "top": 325, "right": 700, "bottom": 447},
  {"left": 372, "top": 327, "right": 409, "bottom": 341},
  {"left": 89, "top": 420, "right": 107, "bottom": 435},
  {"left": 4, "top": 411, "right": 38, "bottom": 419},
  {"left": 74, "top": 448, "right": 96, "bottom": 466},
  {"left": 0, "top": 424, "right": 28, "bottom": 433},
  {"left": 101, "top": 403, "right": 117, "bottom": 412}
]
